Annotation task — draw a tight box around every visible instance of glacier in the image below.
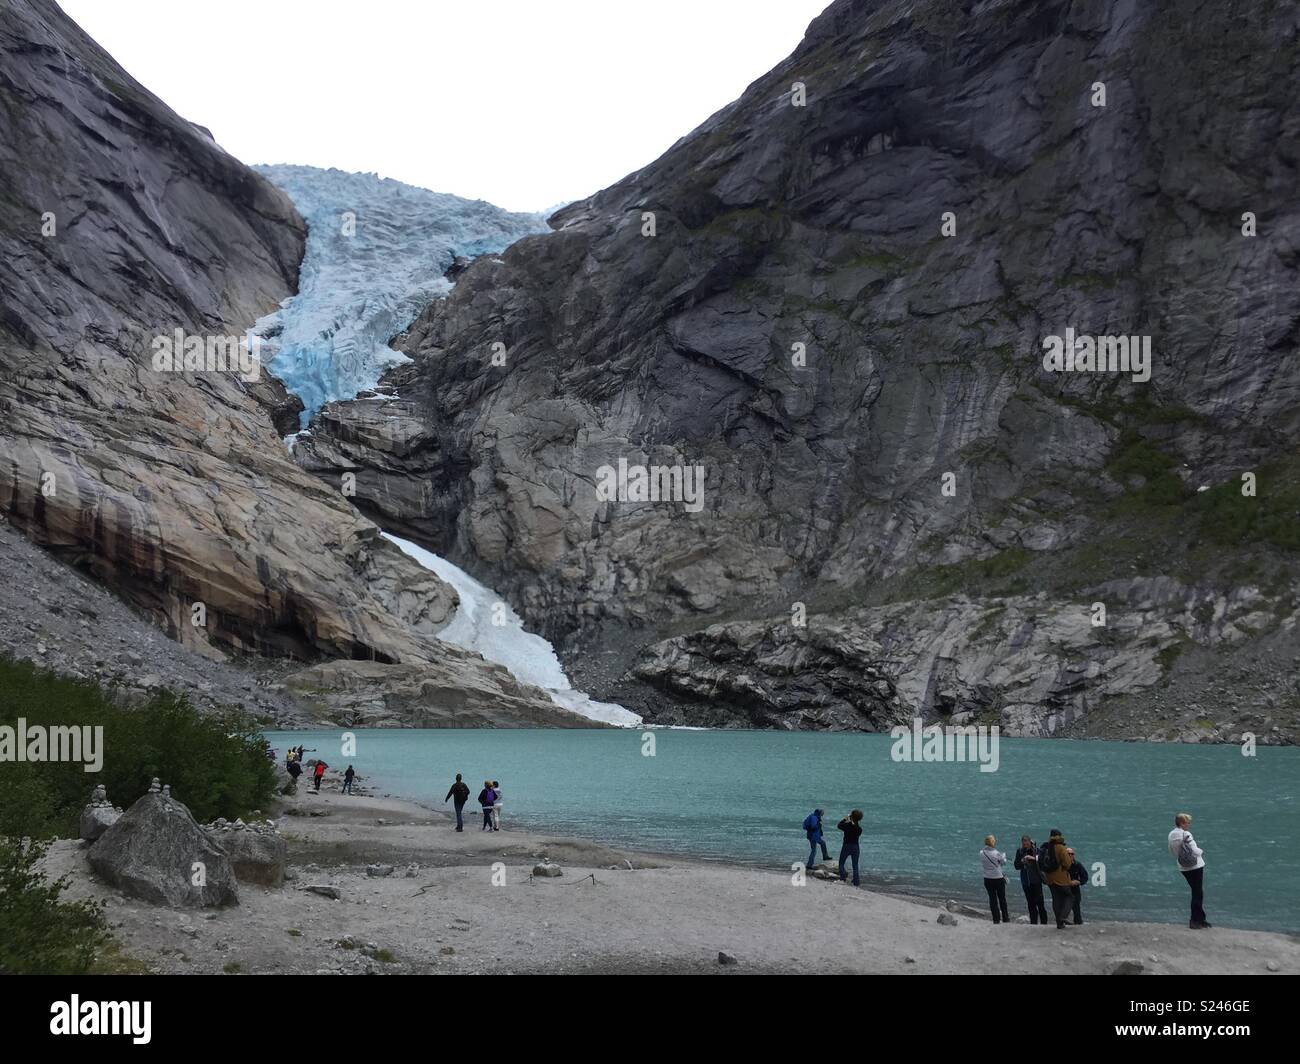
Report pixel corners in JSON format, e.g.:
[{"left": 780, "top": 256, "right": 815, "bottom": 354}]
[
  {"left": 251, "top": 164, "right": 549, "bottom": 426},
  {"left": 383, "top": 534, "right": 642, "bottom": 728},
  {"left": 245, "top": 166, "right": 633, "bottom": 726}
]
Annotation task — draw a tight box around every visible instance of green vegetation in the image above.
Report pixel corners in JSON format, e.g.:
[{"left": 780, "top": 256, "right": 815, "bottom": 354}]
[
  {"left": 0, "top": 654, "right": 276, "bottom": 839},
  {"left": 1190, "top": 467, "right": 1300, "bottom": 552},
  {"left": 1105, "top": 431, "right": 1186, "bottom": 508},
  {"left": 884, "top": 548, "right": 1034, "bottom": 603},
  {"left": 0, "top": 836, "right": 109, "bottom": 974}
]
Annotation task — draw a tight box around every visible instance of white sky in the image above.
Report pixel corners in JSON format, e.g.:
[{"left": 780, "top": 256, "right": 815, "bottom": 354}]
[{"left": 58, "top": 0, "right": 830, "bottom": 212}]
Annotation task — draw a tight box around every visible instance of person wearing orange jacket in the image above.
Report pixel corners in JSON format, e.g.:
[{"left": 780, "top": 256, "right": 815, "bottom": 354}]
[{"left": 1041, "top": 829, "right": 1074, "bottom": 930}]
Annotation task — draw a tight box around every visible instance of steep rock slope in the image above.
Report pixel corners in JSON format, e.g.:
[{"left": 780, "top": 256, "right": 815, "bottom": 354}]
[
  {"left": 304, "top": 0, "right": 1300, "bottom": 737},
  {"left": 0, "top": 0, "right": 572, "bottom": 725}
]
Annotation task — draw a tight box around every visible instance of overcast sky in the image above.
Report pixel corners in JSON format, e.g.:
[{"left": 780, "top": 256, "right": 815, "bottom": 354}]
[{"left": 59, "top": 0, "right": 829, "bottom": 212}]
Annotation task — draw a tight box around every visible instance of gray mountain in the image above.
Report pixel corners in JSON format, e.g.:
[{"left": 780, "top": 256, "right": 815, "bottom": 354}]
[
  {"left": 0, "top": 0, "right": 575, "bottom": 726},
  {"left": 300, "top": 0, "right": 1300, "bottom": 740}
]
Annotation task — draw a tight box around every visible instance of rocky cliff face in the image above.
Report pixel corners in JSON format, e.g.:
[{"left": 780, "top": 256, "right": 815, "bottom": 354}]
[
  {"left": 303, "top": 0, "right": 1300, "bottom": 739},
  {"left": 0, "top": 0, "right": 569, "bottom": 725}
]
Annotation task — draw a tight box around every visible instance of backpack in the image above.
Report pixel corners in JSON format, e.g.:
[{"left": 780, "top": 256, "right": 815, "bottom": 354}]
[
  {"left": 1178, "top": 833, "right": 1198, "bottom": 868},
  {"left": 802, "top": 813, "right": 819, "bottom": 833},
  {"left": 1037, "top": 840, "right": 1060, "bottom": 874}
]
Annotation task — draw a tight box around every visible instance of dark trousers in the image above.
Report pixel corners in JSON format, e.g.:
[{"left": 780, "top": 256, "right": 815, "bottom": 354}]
[
  {"left": 838, "top": 844, "right": 860, "bottom": 886},
  {"left": 807, "top": 837, "right": 829, "bottom": 868},
  {"left": 983, "top": 877, "right": 1009, "bottom": 923},
  {"left": 453, "top": 800, "right": 465, "bottom": 831},
  {"left": 313, "top": 774, "right": 322, "bottom": 791},
  {"left": 1182, "top": 866, "right": 1207, "bottom": 925},
  {"left": 1048, "top": 884, "right": 1072, "bottom": 928},
  {"left": 1070, "top": 885, "right": 1083, "bottom": 924},
  {"left": 1022, "top": 881, "right": 1048, "bottom": 924},
  {"left": 482, "top": 807, "right": 493, "bottom": 829}
]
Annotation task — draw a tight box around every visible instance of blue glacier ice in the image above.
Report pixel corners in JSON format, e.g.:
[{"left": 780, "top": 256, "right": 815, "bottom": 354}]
[{"left": 252, "top": 165, "right": 549, "bottom": 426}]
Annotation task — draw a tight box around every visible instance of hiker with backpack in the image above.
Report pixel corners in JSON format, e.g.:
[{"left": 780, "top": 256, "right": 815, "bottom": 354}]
[
  {"left": 1168, "top": 812, "right": 1210, "bottom": 929},
  {"left": 836, "top": 810, "right": 864, "bottom": 886},
  {"left": 1039, "top": 829, "right": 1074, "bottom": 929},
  {"left": 803, "top": 809, "right": 830, "bottom": 869},
  {"left": 1014, "top": 835, "right": 1048, "bottom": 925},
  {"left": 1066, "top": 847, "right": 1086, "bottom": 925},
  {"left": 444, "top": 773, "right": 470, "bottom": 831},
  {"left": 980, "top": 834, "right": 1010, "bottom": 923}
]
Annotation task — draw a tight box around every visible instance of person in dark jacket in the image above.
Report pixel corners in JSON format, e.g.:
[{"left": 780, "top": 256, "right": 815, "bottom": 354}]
[
  {"left": 1014, "top": 835, "right": 1048, "bottom": 925},
  {"left": 1042, "top": 829, "right": 1074, "bottom": 929},
  {"left": 836, "top": 810, "right": 864, "bottom": 886},
  {"left": 803, "top": 809, "right": 830, "bottom": 870},
  {"left": 444, "top": 773, "right": 470, "bottom": 831},
  {"left": 342, "top": 765, "right": 356, "bottom": 794},
  {"left": 1066, "top": 847, "right": 1086, "bottom": 925},
  {"left": 478, "top": 781, "right": 496, "bottom": 830}
]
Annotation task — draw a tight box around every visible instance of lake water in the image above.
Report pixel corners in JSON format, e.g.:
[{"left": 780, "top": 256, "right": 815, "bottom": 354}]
[{"left": 264, "top": 728, "right": 1299, "bottom": 932}]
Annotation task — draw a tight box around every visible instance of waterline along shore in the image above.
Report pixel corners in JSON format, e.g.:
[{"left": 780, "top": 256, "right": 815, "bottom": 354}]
[{"left": 42, "top": 777, "right": 1300, "bottom": 976}]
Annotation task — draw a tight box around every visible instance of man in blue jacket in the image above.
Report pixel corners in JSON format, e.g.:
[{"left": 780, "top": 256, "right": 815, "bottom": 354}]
[{"left": 803, "top": 809, "right": 830, "bottom": 870}]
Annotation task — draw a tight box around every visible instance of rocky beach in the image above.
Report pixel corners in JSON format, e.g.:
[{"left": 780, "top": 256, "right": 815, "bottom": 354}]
[{"left": 41, "top": 773, "right": 1300, "bottom": 976}]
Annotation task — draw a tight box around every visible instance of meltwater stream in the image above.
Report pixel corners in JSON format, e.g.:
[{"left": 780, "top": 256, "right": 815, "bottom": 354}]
[{"left": 383, "top": 534, "right": 640, "bottom": 726}]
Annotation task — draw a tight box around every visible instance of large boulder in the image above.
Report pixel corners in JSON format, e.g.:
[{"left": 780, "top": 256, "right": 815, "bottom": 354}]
[
  {"left": 87, "top": 792, "right": 238, "bottom": 907},
  {"left": 204, "top": 820, "right": 287, "bottom": 888}
]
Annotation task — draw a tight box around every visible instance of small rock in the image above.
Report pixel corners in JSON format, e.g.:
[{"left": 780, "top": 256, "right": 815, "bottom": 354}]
[
  {"left": 717, "top": 952, "right": 738, "bottom": 966},
  {"left": 1107, "top": 960, "right": 1145, "bottom": 975},
  {"left": 904, "top": 955, "right": 917, "bottom": 964},
  {"left": 532, "top": 862, "right": 562, "bottom": 878},
  {"left": 937, "top": 912, "right": 959, "bottom": 927},
  {"left": 365, "top": 864, "right": 395, "bottom": 878},
  {"left": 305, "top": 884, "right": 341, "bottom": 900},
  {"left": 1265, "top": 960, "right": 1280, "bottom": 972}
]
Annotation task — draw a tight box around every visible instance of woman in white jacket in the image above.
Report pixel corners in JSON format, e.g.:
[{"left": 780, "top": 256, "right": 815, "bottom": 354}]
[
  {"left": 1168, "top": 812, "right": 1210, "bottom": 928},
  {"left": 980, "top": 834, "right": 1010, "bottom": 924}
]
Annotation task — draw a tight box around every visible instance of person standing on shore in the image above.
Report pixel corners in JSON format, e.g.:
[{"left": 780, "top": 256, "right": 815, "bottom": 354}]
[
  {"left": 490, "top": 780, "right": 503, "bottom": 831},
  {"left": 1168, "top": 812, "right": 1210, "bottom": 929},
  {"left": 478, "top": 780, "right": 496, "bottom": 830},
  {"left": 1014, "top": 836, "right": 1048, "bottom": 925},
  {"left": 802, "top": 808, "right": 830, "bottom": 870},
  {"left": 836, "top": 810, "right": 863, "bottom": 886},
  {"left": 444, "top": 774, "right": 470, "bottom": 831},
  {"left": 342, "top": 765, "right": 356, "bottom": 795},
  {"left": 1066, "top": 847, "right": 1086, "bottom": 925},
  {"left": 980, "top": 835, "right": 1010, "bottom": 923},
  {"left": 312, "top": 759, "right": 328, "bottom": 792},
  {"left": 1041, "top": 829, "right": 1074, "bottom": 930}
]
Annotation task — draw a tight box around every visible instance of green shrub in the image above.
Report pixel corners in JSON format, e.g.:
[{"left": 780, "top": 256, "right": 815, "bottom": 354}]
[
  {"left": 0, "top": 655, "right": 276, "bottom": 838},
  {"left": 0, "top": 836, "right": 108, "bottom": 974}
]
